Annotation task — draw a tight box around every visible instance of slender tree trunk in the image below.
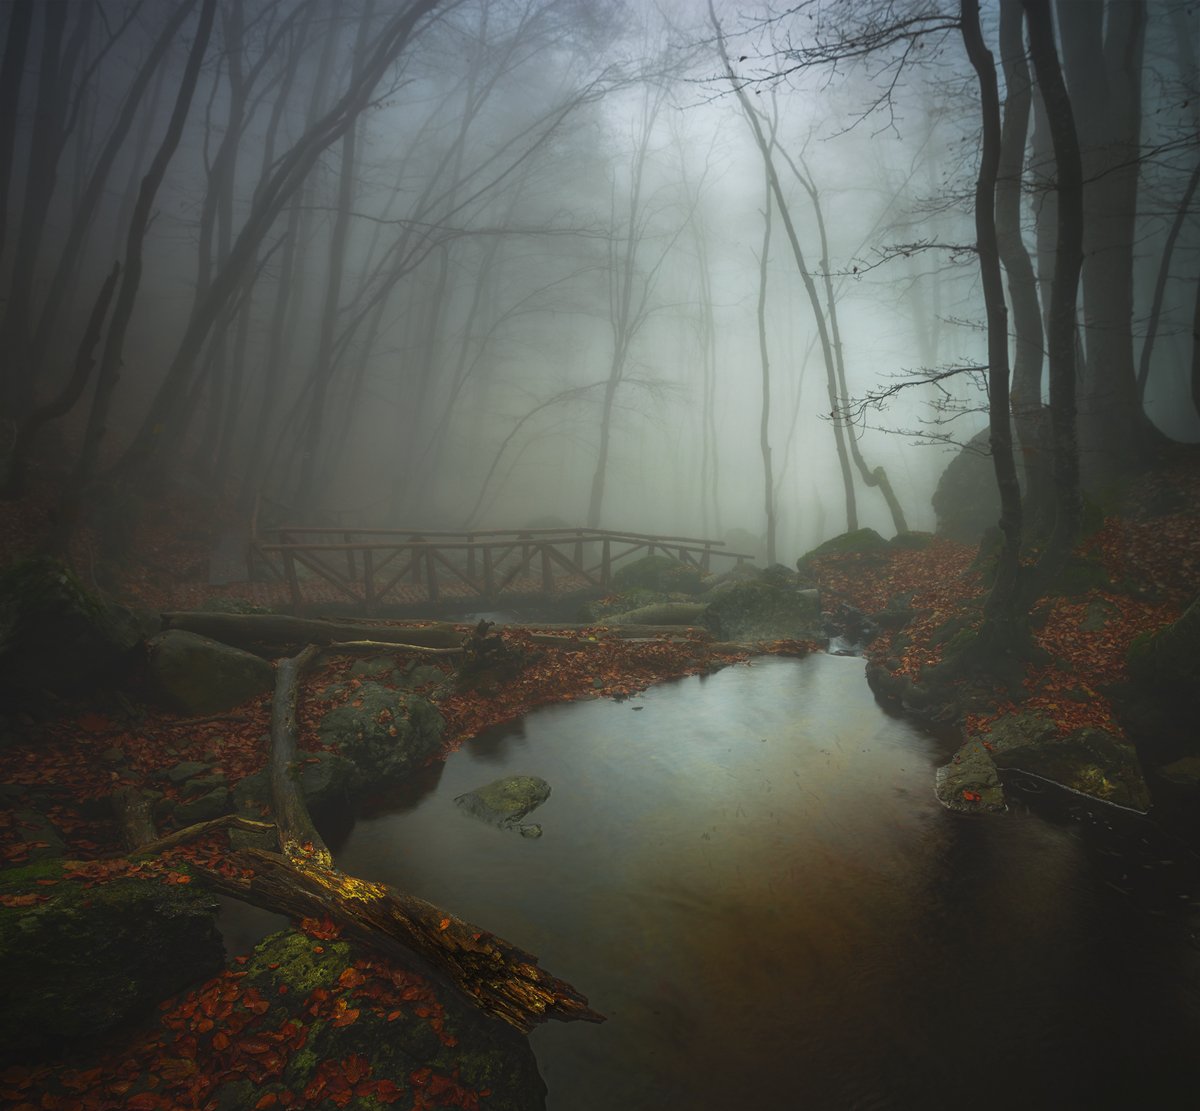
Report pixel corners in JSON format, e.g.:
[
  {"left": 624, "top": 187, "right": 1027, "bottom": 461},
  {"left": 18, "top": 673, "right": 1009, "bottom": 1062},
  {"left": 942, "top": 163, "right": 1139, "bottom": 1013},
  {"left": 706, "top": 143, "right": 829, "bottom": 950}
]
[
  {"left": 1024, "top": 0, "right": 1084, "bottom": 588},
  {"left": 55, "top": 0, "right": 217, "bottom": 549},
  {"left": 0, "top": 0, "right": 34, "bottom": 267},
  {"left": 996, "top": 0, "right": 1052, "bottom": 537},
  {"left": 709, "top": 1, "right": 857, "bottom": 533},
  {"left": 755, "top": 181, "right": 776, "bottom": 565},
  {"left": 961, "top": 0, "right": 1024, "bottom": 644},
  {"left": 25, "top": 2, "right": 193, "bottom": 388},
  {"left": 1137, "top": 162, "right": 1200, "bottom": 404},
  {"left": 113, "top": 0, "right": 444, "bottom": 485}
]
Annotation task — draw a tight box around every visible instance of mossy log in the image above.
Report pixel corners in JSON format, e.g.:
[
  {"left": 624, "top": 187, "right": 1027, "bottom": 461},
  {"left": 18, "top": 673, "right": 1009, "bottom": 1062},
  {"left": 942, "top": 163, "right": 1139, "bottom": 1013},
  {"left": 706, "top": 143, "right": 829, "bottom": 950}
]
[{"left": 172, "top": 642, "right": 603, "bottom": 1034}]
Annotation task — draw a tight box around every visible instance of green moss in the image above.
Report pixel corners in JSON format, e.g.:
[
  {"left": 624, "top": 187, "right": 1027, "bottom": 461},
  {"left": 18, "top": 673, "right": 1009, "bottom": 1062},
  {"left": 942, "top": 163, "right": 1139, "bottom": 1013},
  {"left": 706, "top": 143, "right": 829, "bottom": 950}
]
[
  {"left": 798, "top": 528, "right": 888, "bottom": 565},
  {"left": 244, "top": 930, "right": 354, "bottom": 997}
]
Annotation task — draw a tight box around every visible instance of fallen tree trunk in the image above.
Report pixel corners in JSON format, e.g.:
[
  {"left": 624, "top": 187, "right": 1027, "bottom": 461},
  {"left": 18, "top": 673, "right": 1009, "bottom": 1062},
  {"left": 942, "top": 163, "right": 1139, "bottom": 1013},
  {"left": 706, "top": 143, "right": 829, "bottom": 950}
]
[
  {"left": 162, "top": 611, "right": 464, "bottom": 650},
  {"left": 179, "top": 641, "right": 603, "bottom": 1034}
]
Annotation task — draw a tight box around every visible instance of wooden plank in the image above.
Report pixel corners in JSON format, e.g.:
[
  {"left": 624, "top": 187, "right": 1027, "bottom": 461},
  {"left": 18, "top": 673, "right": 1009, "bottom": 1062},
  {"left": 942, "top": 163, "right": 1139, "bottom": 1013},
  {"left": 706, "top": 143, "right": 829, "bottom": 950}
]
[
  {"left": 430, "top": 546, "right": 484, "bottom": 595},
  {"left": 284, "top": 550, "right": 302, "bottom": 616},
  {"left": 543, "top": 541, "right": 598, "bottom": 586},
  {"left": 363, "top": 550, "right": 375, "bottom": 617},
  {"left": 541, "top": 545, "right": 553, "bottom": 593},
  {"left": 483, "top": 547, "right": 494, "bottom": 597}
]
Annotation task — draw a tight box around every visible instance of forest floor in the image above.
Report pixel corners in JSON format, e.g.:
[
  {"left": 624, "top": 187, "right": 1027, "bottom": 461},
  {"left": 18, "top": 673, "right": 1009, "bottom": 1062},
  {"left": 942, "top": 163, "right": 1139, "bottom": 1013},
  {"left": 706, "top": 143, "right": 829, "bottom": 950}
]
[{"left": 1, "top": 459, "right": 1198, "bottom": 1109}]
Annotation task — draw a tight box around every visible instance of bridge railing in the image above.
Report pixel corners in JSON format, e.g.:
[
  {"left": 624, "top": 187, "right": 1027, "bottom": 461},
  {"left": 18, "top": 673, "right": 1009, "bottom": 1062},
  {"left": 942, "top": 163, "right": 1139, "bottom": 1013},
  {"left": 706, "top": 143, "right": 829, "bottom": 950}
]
[{"left": 252, "top": 526, "right": 755, "bottom": 615}]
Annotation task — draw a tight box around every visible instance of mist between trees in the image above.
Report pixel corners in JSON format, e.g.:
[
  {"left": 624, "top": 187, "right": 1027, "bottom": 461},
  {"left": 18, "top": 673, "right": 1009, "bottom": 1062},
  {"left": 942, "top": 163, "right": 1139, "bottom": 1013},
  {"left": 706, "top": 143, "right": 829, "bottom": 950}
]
[{"left": 0, "top": 0, "right": 1196, "bottom": 567}]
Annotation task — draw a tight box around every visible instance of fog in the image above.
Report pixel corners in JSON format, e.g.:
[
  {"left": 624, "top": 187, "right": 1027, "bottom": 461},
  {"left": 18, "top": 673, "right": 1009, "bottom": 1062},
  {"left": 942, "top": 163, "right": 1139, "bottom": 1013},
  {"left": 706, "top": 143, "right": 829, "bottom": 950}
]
[{"left": 3, "top": 0, "right": 1197, "bottom": 563}]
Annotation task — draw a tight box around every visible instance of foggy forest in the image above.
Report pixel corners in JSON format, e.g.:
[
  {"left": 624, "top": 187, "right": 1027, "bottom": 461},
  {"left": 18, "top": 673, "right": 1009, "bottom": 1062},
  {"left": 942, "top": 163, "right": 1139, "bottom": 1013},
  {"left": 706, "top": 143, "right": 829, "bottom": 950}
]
[{"left": 1, "top": 0, "right": 1199, "bottom": 1108}]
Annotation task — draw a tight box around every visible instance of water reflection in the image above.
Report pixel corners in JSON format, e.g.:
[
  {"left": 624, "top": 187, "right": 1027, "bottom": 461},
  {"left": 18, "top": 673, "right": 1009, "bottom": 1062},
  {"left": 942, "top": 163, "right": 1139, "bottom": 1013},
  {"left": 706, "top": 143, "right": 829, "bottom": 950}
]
[{"left": 335, "top": 655, "right": 1200, "bottom": 1110}]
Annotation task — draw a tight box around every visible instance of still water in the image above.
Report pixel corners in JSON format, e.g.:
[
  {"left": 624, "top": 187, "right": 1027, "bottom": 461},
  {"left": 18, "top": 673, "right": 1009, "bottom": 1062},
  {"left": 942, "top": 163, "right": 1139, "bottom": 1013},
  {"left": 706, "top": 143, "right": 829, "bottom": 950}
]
[{"left": 335, "top": 655, "right": 1200, "bottom": 1110}]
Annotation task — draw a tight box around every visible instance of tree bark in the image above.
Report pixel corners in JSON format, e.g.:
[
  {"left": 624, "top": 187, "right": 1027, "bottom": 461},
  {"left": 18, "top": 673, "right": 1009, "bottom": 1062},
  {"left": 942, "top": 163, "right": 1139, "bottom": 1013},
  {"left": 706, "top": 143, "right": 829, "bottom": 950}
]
[
  {"left": 996, "top": 0, "right": 1052, "bottom": 537},
  {"left": 1024, "top": 0, "right": 1084, "bottom": 590},
  {"left": 755, "top": 180, "right": 777, "bottom": 565},
  {"left": 0, "top": 0, "right": 34, "bottom": 267},
  {"left": 55, "top": 0, "right": 217, "bottom": 550},
  {"left": 961, "top": 0, "right": 1024, "bottom": 644}
]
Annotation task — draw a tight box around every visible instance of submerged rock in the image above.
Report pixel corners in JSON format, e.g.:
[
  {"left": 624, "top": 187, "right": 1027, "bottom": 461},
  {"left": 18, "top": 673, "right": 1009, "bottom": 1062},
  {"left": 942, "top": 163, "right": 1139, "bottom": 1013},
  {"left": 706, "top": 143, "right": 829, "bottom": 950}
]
[{"left": 455, "top": 775, "right": 551, "bottom": 833}]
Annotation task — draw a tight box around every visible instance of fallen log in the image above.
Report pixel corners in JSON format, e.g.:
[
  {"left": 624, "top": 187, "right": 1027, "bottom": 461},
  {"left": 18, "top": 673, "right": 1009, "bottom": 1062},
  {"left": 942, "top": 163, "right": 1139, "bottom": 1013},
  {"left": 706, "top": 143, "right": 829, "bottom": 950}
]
[
  {"left": 162, "top": 612, "right": 464, "bottom": 651},
  {"left": 183, "top": 642, "right": 603, "bottom": 1034}
]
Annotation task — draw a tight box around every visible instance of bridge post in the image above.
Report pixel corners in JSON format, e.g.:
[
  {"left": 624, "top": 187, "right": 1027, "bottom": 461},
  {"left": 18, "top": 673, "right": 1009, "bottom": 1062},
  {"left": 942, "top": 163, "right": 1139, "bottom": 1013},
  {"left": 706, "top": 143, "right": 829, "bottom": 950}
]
[
  {"left": 363, "top": 549, "right": 376, "bottom": 617},
  {"left": 466, "top": 535, "right": 476, "bottom": 579},
  {"left": 344, "top": 532, "right": 357, "bottom": 582},
  {"left": 483, "top": 546, "right": 494, "bottom": 597},
  {"left": 701, "top": 544, "right": 711, "bottom": 572},
  {"left": 425, "top": 546, "right": 439, "bottom": 601},
  {"left": 601, "top": 538, "right": 611, "bottom": 588},
  {"left": 283, "top": 549, "right": 303, "bottom": 616},
  {"left": 541, "top": 544, "right": 553, "bottom": 594},
  {"left": 410, "top": 537, "right": 423, "bottom": 583}
]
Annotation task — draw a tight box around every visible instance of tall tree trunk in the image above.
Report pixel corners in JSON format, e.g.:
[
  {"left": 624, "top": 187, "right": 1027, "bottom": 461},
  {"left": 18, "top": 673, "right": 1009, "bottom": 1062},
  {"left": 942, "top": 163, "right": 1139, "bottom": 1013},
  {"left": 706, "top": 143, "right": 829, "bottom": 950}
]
[
  {"left": 961, "top": 0, "right": 1024, "bottom": 646},
  {"left": 0, "top": 0, "right": 34, "bottom": 267},
  {"left": 113, "top": 0, "right": 444, "bottom": 485},
  {"left": 709, "top": 1, "right": 858, "bottom": 533},
  {"left": 24, "top": 2, "right": 192, "bottom": 393},
  {"left": 55, "top": 0, "right": 217, "bottom": 549},
  {"left": 1024, "top": 0, "right": 1084, "bottom": 589},
  {"left": 1056, "top": 0, "right": 1147, "bottom": 484},
  {"left": 755, "top": 181, "right": 776, "bottom": 565},
  {"left": 996, "top": 0, "right": 1052, "bottom": 537}
]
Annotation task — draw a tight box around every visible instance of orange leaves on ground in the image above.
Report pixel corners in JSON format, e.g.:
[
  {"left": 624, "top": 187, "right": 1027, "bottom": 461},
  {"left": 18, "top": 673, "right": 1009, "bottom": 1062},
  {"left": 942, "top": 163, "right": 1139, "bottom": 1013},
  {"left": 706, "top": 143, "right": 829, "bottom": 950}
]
[
  {"left": 300, "top": 914, "right": 342, "bottom": 940},
  {"left": 0, "top": 892, "right": 49, "bottom": 907}
]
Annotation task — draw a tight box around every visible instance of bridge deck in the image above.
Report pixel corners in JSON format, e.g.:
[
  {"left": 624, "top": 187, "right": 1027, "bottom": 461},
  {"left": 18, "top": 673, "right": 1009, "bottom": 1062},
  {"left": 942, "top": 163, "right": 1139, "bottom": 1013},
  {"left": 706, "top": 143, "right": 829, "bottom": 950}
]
[{"left": 231, "top": 525, "right": 753, "bottom": 616}]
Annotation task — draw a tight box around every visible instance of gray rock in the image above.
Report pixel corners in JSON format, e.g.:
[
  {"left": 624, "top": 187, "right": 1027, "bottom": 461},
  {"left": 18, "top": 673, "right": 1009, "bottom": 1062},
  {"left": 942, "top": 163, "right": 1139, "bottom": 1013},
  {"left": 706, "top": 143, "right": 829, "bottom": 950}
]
[
  {"left": 317, "top": 682, "right": 443, "bottom": 782},
  {"left": 455, "top": 775, "right": 551, "bottom": 830},
  {"left": 935, "top": 740, "right": 1006, "bottom": 812},
  {"left": 10, "top": 809, "right": 67, "bottom": 860},
  {"left": 146, "top": 630, "right": 275, "bottom": 714},
  {"left": 232, "top": 751, "right": 359, "bottom": 818},
  {"left": 702, "top": 579, "right": 822, "bottom": 642},
  {"left": 174, "top": 786, "right": 231, "bottom": 826},
  {"left": 163, "top": 760, "right": 211, "bottom": 784},
  {"left": 983, "top": 713, "right": 1150, "bottom": 811}
]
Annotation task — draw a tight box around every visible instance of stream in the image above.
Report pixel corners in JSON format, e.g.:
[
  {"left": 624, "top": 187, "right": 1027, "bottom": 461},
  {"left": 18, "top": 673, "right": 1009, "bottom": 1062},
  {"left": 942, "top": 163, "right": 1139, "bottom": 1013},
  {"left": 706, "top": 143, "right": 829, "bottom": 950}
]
[{"left": 329, "top": 654, "right": 1200, "bottom": 1109}]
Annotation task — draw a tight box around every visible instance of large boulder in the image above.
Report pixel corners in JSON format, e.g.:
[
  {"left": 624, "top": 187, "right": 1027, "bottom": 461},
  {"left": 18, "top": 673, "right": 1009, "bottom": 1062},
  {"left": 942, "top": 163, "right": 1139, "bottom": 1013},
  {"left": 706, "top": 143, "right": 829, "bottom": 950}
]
[
  {"left": 934, "top": 738, "right": 1006, "bottom": 812},
  {"left": 1121, "top": 596, "right": 1200, "bottom": 765},
  {"left": 317, "top": 682, "right": 444, "bottom": 781},
  {"left": 796, "top": 528, "right": 889, "bottom": 568},
  {"left": 146, "top": 629, "right": 275, "bottom": 714},
  {"left": 611, "top": 554, "right": 705, "bottom": 595},
  {"left": 931, "top": 428, "right": 1022, "bottom": 544},
  {"left": 975, "top": 711, "right": 1150, "bottom": 811},
  {"left": 0, "top": 862, "right": 224, "bottom": 1065},
  {"left": 702, "top": 578, "right": 821, "bottom": 642},
  {"left": 0, "top": 557, "right": 153, "bottom": 699}
]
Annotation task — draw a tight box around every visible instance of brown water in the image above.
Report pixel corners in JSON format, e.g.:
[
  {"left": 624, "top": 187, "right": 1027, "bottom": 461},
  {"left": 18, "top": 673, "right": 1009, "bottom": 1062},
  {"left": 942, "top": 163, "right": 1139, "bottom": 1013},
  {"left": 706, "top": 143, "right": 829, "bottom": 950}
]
[{"left": 334, "top": 654, "right": 1200, "bottom": 1110}]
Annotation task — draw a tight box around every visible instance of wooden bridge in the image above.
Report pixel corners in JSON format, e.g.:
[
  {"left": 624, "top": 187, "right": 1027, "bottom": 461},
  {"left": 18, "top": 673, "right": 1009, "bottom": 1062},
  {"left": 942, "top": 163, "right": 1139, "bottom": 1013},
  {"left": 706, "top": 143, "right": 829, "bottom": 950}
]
[{"left": 248, "top": 525, "right": 754, "bottom": 615}]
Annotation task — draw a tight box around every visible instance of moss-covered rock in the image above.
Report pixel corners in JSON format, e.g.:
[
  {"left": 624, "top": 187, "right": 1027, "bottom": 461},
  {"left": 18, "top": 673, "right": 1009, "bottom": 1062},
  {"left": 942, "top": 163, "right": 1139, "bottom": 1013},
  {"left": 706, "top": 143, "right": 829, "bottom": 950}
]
[
  {"left": 317, "top": 683, "right": 443, "bottom": 782},
  {"left": 202, "top": 929, "right": 547, "bottom": 1110},
  {"left": 701, "top": 579, "right": 821, "bottom": 642},
  {"left": 934, "top": 739, "right": 1006, "bottom": 812},
  {"left": 146, "top": 629, "right": 275, "bottom": 714},
  {"left": 1120, "top": 595, "right": 1200, "bottom": 765},
  {"left": 455, "top": 776, "right": 551, "bottom": 831},
  {"left": 796, "top": 528, "right": 888, "bottom": 567},
  {"left": 611, "top": 554, "right": 705, "bottom": 595},
  {"left": 977, "top": 711, "right": 1150, "bottom": 810},
  {"left": 0, "top": 864, "right": 223, "bottom": 1065},
  {"left": 0, "top": 556, "right": 146, "bottom": 699},
  {"left": 233, "top": 750, "right": 360, "bottom": 819}
]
